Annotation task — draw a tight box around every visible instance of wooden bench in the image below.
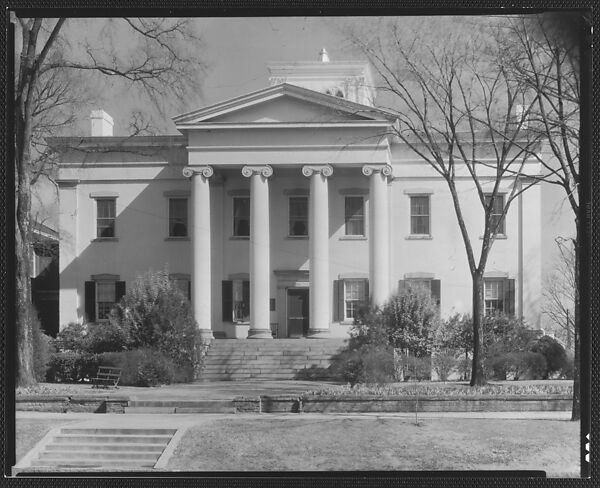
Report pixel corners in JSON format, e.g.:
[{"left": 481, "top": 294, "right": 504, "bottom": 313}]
[{"left": 91, "top": 366, "right": 122, "bottom": 389}]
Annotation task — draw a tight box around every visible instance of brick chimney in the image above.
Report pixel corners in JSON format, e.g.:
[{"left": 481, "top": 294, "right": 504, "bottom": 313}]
[{"left": 90, "top": 110, "right": 114, "bottom": 136}]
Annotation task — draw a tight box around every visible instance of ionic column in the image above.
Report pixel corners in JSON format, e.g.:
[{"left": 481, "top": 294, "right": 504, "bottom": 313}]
[
  {"left": 302, "top": 164, "right": 333, "bottom": 338},
  {"left": 183, "top": 166, "right": 214, "bottom": 341},
  {"left": 242, "top": 165, "right": 274, "bottom": 339},
  {"left": 362, "top": 164, "right": 393, "bottom": 307}
]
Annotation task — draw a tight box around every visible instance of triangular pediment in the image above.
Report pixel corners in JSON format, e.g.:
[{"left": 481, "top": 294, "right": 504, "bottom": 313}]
[{"left": 173, "top": 84, "right": 397, "bottom": 126}]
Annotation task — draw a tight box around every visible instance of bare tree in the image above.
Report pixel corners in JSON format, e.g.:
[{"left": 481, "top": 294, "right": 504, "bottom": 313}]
[
  {"left": 499, "top": 13, "right": 583, "bottom": 420},
  {"left": 14, "top": 16, "right": 206, "bottom": 387},
  {"left": 348, "top": 18, "right": 544, "bottom": 385},
  {"left": 542, "top": 237, "right": 575, "bottom": 349}
]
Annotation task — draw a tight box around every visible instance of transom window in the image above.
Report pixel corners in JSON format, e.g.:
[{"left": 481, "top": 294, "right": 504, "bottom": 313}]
[
  {"left": 410, "top": 195, "right": 430, "bottom": 235},
  {"left": 344, "top": 279, "right": 366, "bottom": 321},
  {"left": 96, "top": 281, "right": 116, "bottom": 321},
  {"left": 233, "top": 197, "right": 250, "bottom": 237},
  {"left": 96, "top": 198, "right": 116, "bottom": 238},
  {"left": 168, "top": 198, "right": 188, "bottom": 237},
  {"left": 484, "top": 279, "right": 505, "bottom": 315},
  {"left": 345, "top": 196, "right": 365, "bottom": 236},
  {"left": 289, "top": 197, "right": 308, "bottom": 236},
  {"left": 485, "top": 194, "right": 505, "bottom": 235}
]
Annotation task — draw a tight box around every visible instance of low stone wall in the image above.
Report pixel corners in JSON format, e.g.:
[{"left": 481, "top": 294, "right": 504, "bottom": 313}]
[
  {"left": 299, "top": 395, "right": 572, "bottom": 413},
  {"left": 16, "top": 395, "right": 129, "bottom": 413}
]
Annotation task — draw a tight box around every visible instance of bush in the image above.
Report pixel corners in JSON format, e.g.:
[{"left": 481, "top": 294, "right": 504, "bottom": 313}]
[
  {"left": 530, "top": 335, "right": 567, "bottom": 378},
  {"left": 110, "top": 268, "right": 201, "bottom": 372},
  {"left": 31, "top": 306, "right": 55, "bottom": 381},
  {"left": 330, "top": 345, "right": 394, "bottom": 386},
  {"left": 432, "top": 352, "right": 458, "bottom": 381},
  {"left": 83, "top": 322, "right": 129, "bottom": 353},
  {"left": 99, "top": 348, "right": 175, "bottom": 387},
  {"left": 486, "top": 351, "right": 547, "bottom": 380},
  {"left": 560, "top": 351, "right": 575, "bottom": 379},
  {"left": 46, "top": 352, "right": 100, "bottom": 383},
  {"left": 53, "top": 322, "right": 87, "bottom": 352},
  {"left": 399, "top": 354, "right": 432, "bottom": 381}
]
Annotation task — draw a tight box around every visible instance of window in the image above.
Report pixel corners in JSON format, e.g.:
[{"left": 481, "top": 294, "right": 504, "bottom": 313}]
[
  {"left": 485, "top": 194, "right": 505, "bottom": 235},
  {"left": 85, "top": 277, "right": 125, "bottom": 323},
  {"left": 344, "top": 280, "right": 367, "bottom": 321},
  {"left": 96, "top": 199, "right": 116, "bottom": 238},
  {"left": 233, "top": 197, "right": 250, "bottom": 237},
  {"left": 96, "top": 281, "right": 116, "bottom": 321},
  {"left": 407, "top": 278, "right": 431, "bottom": 294},
  {"left": 170, "top": 275, "right": 191, "bottom": 300},
  {"left": 484, "top": 279, "right": 505, "bottom": 315},
  {"left": 410, "top": 196, "right": 430, "bottom": 235},
  {"left": 169, "top": 198, "right": 188, "bottom": 237},
  {"left": 222, "top": 279, "right": 250, "bottom": 323},
  {"left": 345, "top": 196, "right": 365, "bottom": 236},
  {"left": 289, "top": 197, "right": 308, "bottom": 236}
]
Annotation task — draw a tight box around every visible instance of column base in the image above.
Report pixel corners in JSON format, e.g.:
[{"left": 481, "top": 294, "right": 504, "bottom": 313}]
[
  {"left": 247, "top": 328, "right": 274, "bottom": 339},
  {"left": 198, "top": 328, "right": 214, "bottom": 342},
  {"left": 306, "top": 328, "right": 331, "bottom": 338}
]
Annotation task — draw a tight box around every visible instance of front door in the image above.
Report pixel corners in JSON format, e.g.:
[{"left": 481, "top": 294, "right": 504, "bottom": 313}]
[{"left": 287, "top": 288, "right": 309, "bottom": 338}]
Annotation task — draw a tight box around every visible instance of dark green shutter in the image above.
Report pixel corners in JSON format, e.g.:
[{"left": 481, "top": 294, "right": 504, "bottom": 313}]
[
  {"left": 188, "top": 280, "right": 192, "bottom": 300},
  {"left": 506, "top": 279, "right": 516, "bottom": 316},
  {"left": 364, "top": 279, "right": 370, "bottom": 307},
  {"left": 431, "top": 279, "right": 441, "bottom": 308},
  {"left": 115, "top": 281, "right": 126, "bottom": 303},
  {"left": 222, "top": 280, "right": 233, "bottom": 322},
  {"left": 333, "top": 280, "right": 344, "bottom": 322},
  {"left": 243, "top": 280, "right": 250, "bottom": 318},
  {"left": 84, "top": 281, "right": 96, "bottom": 323}
]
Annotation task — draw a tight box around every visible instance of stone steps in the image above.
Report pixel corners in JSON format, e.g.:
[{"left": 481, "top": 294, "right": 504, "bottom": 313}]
[
  {"left": 197, "top": 338, "right": 346, "bottom": 381},
  {"left": 25, "top": 427, "right": 176, "bottom": 470}
]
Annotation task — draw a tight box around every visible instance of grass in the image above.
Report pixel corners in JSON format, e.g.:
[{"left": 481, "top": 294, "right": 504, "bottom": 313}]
[
  {"left": 305, "top": 380, "right": 573, "bottom": 398},
  {"left": 15, "top": 418, "right": 81, "bottom": 463},
  {"left": 168, "top": 416, "right": 579, "bottom": 475}
]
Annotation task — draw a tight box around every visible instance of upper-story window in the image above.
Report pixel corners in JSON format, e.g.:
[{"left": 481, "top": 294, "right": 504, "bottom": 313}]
[
  {"left": 289, "top": 197, "right": 308, "bottom": 236},
  {"left": 168, "top": 198, "right": 188, "bottom": 237},
  {"left": 233, "top": 197, "right": 250, "bottom": 237},
  {"left": 96, "top": 198, "right": 116, "bottom": 238},
  {"left": 345, "top": 196, "right": 365, "bottom": 236},
  {"left": 485, "top": 194, "right": 505, "bottom": 235},
  {"left": 410, "top": 195, "right": 430, "bottom": 236}
]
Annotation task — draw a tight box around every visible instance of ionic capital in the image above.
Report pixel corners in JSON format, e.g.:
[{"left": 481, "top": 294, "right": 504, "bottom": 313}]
[
  {"left": 183, "top": 166, "right": 214, "bottom": 179},
  {"left": 302, "top": 164, "right": 334, "bottom": 178},
  {"left": 242, "top": 165, "right": 273, "bottom": 178},
  {"left": 362, "top": 164, "right": 393, "bottom": 178}
]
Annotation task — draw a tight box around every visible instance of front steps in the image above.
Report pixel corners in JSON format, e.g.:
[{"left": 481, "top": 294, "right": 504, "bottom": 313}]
[
  {"left": 26, "top": 428, "right": 176, "bottom": 470},
  {"left": 198, "top": 338, "right": 347, "bottom": 381}
]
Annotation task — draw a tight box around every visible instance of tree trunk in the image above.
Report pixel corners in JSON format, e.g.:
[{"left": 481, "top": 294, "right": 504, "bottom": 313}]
[
  {"left": 571, "top": 232, "right": 580, "bottom": 421},
  {"left": 470, "top": 272, "right": 486, "bottom": 386}
]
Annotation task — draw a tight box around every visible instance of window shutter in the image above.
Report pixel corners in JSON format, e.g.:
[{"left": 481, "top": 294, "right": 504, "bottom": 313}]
[
  {"left": 333, "top": 280, "right": 344, "bottom": 322},
  {"left": 242, "top": 280, "right": 250, "bottom": 317},
  {"left": 115, "top": 281, "right": 126, "bottom": 304},
  {"left": 506, "top": 278, "right": 516, "bottom": 317},
  {"left": 363, "top": 279, "right": 370, "bottom": 306},
  {"left": 188, "top": 281, "right": 192, "bottom": 301},
  {"left": 222, "top": 281, "right": 233, "bottom": 322},
  {"left": 84, "top": 281, "right": 96, "bottom": 323},
  {"left": 431, "top": 279, "right": 441, "bottom": 308}
]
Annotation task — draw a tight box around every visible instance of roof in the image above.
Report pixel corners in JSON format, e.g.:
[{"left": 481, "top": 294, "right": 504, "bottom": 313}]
[{"left": 172, "top": 83, "right": 398, "bottom": 126}]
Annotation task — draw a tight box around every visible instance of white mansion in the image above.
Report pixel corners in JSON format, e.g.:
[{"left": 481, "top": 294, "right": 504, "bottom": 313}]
[{"left": 51, "top": 50, "right": 542, "bottom": 340}]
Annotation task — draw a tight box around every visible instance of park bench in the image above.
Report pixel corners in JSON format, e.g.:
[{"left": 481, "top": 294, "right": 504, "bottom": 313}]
[{"left": 91, "top": 366, "right": 122, "bottom": 389}]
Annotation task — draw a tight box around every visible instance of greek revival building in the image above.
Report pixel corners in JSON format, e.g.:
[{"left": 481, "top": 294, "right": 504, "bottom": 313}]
[{"left": 53, "top": 51, "right": 542, "bottom": 340}]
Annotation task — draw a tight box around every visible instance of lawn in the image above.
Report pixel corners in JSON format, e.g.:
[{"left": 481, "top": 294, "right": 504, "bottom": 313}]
[
  {"left": 167, "top": 415, "right": 579, "bottom": 475},
  {"left": 15, "top": 418, "right": 81, "bottom": 463}
]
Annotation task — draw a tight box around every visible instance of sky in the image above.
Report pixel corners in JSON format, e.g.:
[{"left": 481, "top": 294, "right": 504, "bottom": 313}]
[{"left": 27, "top": 16, "right": 575, "bottom": 275}]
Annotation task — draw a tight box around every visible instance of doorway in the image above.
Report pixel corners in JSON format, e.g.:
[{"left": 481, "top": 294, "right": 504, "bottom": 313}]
[{"left": 287, "top": 288, "right": 309, "bottom": 338}]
